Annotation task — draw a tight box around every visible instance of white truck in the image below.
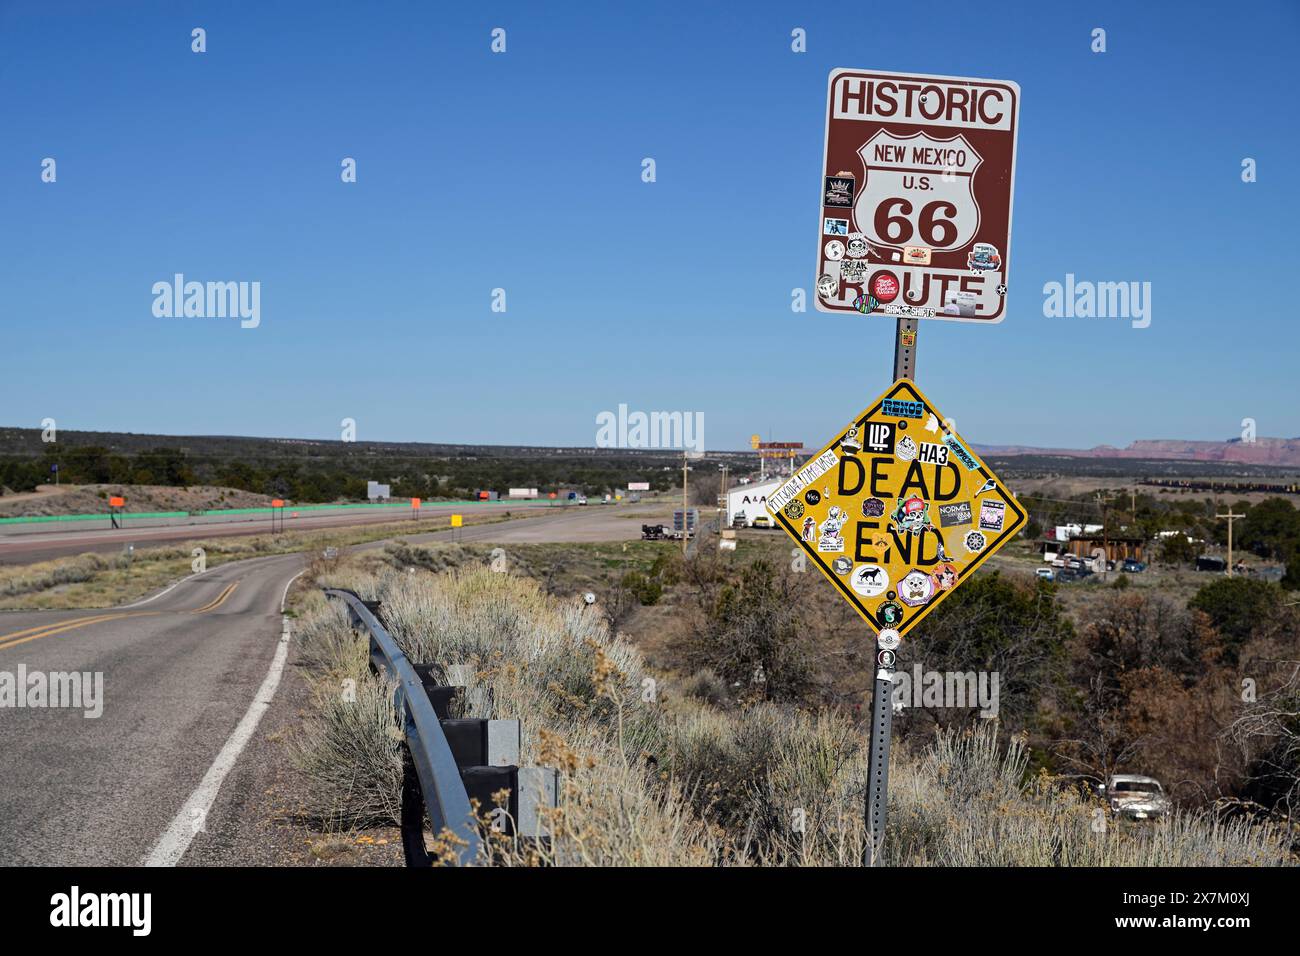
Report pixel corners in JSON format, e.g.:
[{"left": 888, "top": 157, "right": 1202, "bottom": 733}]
[{"left": 1104, "top": 775, "right": 1170, "bottom": 821}]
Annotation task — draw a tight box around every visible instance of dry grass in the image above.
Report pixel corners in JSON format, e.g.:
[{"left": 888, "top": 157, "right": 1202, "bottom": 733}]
[
  {"left": 286, "top": 560, "right": 1294, "bottom": 867},
  {"left": 0, "top": 513, "right": 513, "bottom": 610}
]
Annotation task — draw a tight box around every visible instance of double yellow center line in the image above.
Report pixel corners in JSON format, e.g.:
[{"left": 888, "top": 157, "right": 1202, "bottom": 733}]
[
  {"left": 188, "top": 582, "right": 240, "bottom": 615},
  {"left": 0, "top": 581, "right": 241, "bottom": 653}
]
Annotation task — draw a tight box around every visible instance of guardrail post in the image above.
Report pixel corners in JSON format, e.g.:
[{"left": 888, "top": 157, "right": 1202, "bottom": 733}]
[
  {"left": 325, "top": 588, "right": 560, "bottom": 864},
  {"left": 515, "top": 767, "right": 560, "bottom": 840}
]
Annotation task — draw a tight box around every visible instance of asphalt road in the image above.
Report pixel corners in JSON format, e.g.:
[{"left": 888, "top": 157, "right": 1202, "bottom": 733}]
[
  {"left": 0, "top": 552, "right": 304, "bottom": 865},
  {"left": 386, "top": 502, "right": 679, "bottom": 547},
  {"left": 0, "top": 501, "right": 688, "bottom": 866}
]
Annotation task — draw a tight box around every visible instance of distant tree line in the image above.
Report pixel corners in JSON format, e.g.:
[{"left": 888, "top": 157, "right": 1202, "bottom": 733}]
[{"left": 0, "top": 444, "right": 683, "bottom": 502}]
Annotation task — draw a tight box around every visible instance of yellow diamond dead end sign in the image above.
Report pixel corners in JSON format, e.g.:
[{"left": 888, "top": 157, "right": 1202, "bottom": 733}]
[{"left": 766, "top": 379, "right": 1026, "bottom": 638}]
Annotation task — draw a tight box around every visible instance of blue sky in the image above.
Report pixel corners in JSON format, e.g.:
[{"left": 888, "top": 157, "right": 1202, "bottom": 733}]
[{"left": 1, "top": 0, "right": 1296, "bottom": 451}]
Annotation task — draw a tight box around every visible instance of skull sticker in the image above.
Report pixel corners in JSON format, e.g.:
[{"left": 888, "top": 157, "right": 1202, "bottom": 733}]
[{"left": 890, "top": 496, "right": 932, "bottom": 536}]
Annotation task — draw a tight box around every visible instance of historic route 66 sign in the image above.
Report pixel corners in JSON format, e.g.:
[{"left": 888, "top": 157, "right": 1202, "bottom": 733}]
[{"left": 815, "top": 69, "right": 1020, "bottom": 323}]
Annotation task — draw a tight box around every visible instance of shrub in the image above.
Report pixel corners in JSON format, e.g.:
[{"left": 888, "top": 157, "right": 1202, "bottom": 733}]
[
  {"left": 620, "top": 570, "right": 662, "bottom": 606},
  {"left": 286, "top": 562, "right": 1293, "bottom": 867}
]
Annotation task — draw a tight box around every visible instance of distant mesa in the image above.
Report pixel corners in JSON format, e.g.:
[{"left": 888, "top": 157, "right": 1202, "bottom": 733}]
[{"left": 975, "top": 437, "right": 1300, "bottom": 469}]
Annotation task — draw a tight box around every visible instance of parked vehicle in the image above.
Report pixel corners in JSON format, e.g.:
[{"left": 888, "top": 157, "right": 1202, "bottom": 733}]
[
  {"left": 641, "top": 523, "right": 669, "bottom": 540},
  {"left": 1035, "top": 567, "right": 1055, "bottom": 581},
  {"left": 1122, "top": 559, "right": 1147, "bottom": 573},
  {"left": 750, "top": 515, "right": 773, "bottom": 529},
  {"left": 1103, "top": 775, "right": 1170, "bottom": 821},
  {"left": 576, "top": 495, "right": 588, "bottom": 506}
]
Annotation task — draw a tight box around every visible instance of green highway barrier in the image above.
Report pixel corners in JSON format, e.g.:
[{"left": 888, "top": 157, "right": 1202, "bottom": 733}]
[{"left": 0, "top": 497, "right": 560, "bottom": 527}]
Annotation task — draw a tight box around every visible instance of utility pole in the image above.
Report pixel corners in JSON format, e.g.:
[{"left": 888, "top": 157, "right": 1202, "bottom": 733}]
[
  {"left": 863, "top": 315, "right": 918, "bottom": 868},
  {"left": 719, "top": 463, "right": 728, "bottom": 534},
  {"left": 1217, "top": 511, "right": 1245, "bottom": 575},
  {"left": 1095, "top": 492, "right": 1115, "bottom": 569},
  {"left": 682, "top": 451, "right": 688, "bottom": 556}
]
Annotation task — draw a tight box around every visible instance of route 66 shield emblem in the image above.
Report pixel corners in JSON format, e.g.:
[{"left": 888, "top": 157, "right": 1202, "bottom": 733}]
[{"left": 853, "top": 129, "right": 983, "bottom": 254}]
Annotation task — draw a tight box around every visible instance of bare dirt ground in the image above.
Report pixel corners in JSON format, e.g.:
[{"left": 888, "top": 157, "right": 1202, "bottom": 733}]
[{"left": 0, "top": 483, "right": 276, "bottom": 517}]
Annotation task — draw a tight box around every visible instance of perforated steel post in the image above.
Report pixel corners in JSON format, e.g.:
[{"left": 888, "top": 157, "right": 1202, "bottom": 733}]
[
  {"left": 864, "top": 661, "right": 894, "bottom": 866},
  {"left": 863, "top": 316, "right": 919, "bottom": 866}
]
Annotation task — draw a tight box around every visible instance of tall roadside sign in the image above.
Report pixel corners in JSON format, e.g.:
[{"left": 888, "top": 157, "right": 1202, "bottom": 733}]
[
  {"left": 778, "top": 67, "right": 1021, "bottom": 866},
  {"left": 815, "top": 69, "right": 1019, "bottom": 322}
]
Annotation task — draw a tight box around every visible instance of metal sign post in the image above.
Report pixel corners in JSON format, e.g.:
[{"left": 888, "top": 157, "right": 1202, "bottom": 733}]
[
  {"left": 767, "top": 355, "right": 1026, "bottom": 866},
  {"left": 864, "top": 316, "right": 918, "bottom": 865},
  {"left": 784, "top": 66, "right": 1022, "bottom": 869}
]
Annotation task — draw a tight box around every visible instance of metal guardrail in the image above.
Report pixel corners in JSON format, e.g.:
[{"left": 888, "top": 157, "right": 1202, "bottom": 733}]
[
  {"left": 324, "top": 588, "right": 559, "bottom": 866},
  {"left": 324, "top": 588, "right": 482, "bottom": 865}
]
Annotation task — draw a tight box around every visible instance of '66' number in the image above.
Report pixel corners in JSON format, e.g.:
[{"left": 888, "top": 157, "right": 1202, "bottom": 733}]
[{"left": 873, "top": 198, "right": 959, "bottom": 247}]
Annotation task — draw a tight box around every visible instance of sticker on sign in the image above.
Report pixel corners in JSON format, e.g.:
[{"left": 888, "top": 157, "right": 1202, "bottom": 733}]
[
  {"left": 767, "top": 379, "right": 1026, "bottom": 638},
  {"left": 767, "top": 450, "right": 839, "bottom": 514},
  {"left": 814, "top": 69, "right": 1019, "bottom": 323}
]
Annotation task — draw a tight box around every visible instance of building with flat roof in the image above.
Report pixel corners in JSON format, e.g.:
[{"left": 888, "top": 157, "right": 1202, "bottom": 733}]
[{"left": 726, "top": 478, "right": 782, "bottom": 527}]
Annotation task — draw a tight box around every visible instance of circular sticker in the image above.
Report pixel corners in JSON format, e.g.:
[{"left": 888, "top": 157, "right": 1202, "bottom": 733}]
[
  {"left": 862, "top": 497, "right": 885, "bottom": 518},
  {"left": 804, "top": 489, "right": 821, "bottom": 506},
  {"left": 824, "top": 240, "right": 846, "bottom": 261},
  {"left": 852, "top": 293, "right": 879, "bottom": 314},
  {"left": 931, "top": 562, "right": 959, "bottom": 591},
  {"left": 878, "top": 601, "right": 904, "bottom": 626},
  {"left": 783, "top": 499, "right": 805, "bottom": 520},
  {"left": 877, "top": 628, "right": 901, "bottom": 650},
  {"left": 850, "top": 564, "right": 889, "bottom": 598},
  {"left": 898, "top": 569, "right": 935, "bottom": 607},
  {"left": 871, "top": 271, "right": 901, "bottom": 304},
  {"left": 964, "top": 530, "right": 987, "bottom": 554},
  {"left": 832, "top": 556, "right": 853, "bottom": 575},
  {"left": 816, "top": 274, "right": 838, "bottom": 299},
  {"left": 896, "top": 435, "right": 917, "bottom": 461},
  {"left": 877, "top": 649, "right": 896, "bottom": 668}
]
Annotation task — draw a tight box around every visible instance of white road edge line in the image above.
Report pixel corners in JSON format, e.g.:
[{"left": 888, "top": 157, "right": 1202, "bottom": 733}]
[
  {"left": 116, "top": 567, "right": 209, "bottom": 609},
  {"left": 119, "top": 553, "right": 288, "bottom": 610},
  {"left": 280, "top": 568, "right": 303, "bottom": 613},
  {"left": 143, "top": 568, "right": 304, "bottom": 867}
]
